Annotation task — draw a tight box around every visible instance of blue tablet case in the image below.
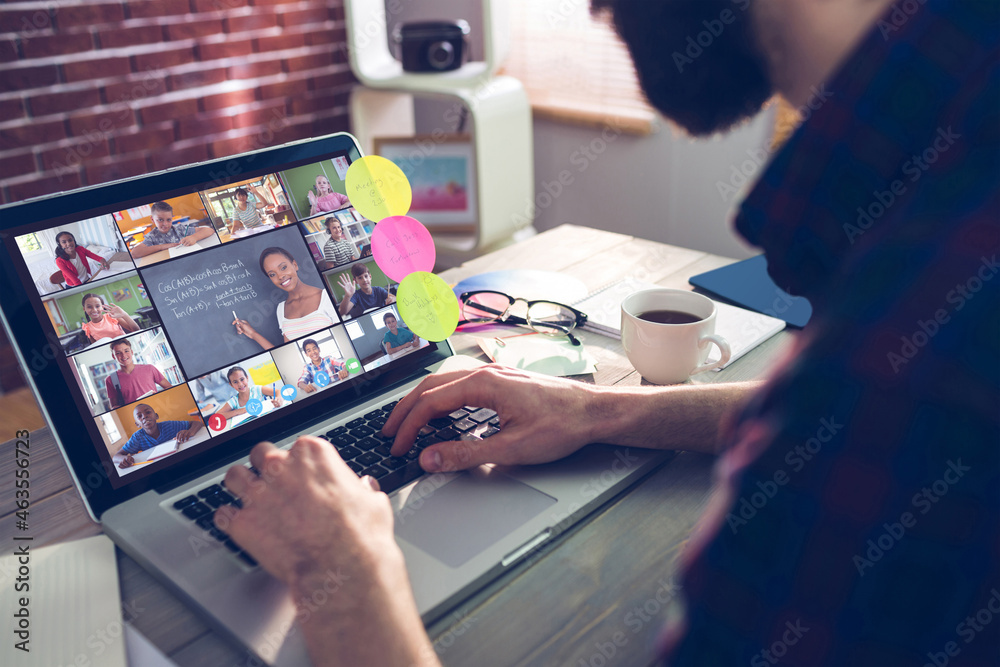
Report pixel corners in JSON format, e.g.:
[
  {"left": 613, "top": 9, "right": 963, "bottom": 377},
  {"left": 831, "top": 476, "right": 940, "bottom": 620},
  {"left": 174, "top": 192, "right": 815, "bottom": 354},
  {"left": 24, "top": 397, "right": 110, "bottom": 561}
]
[{"left": 689, "top": 255, "right": 812, "bottom": 328}]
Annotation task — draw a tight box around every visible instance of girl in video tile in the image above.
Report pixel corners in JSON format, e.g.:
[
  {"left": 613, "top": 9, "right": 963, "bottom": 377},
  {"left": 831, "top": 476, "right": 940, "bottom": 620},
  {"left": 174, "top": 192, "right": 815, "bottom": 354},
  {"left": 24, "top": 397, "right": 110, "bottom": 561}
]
[
  {"left": 81, "top": 293, "right": 140, "bottom": 344},
  {"left": 213, "top": 366, "right": 283, "bottom": 421},
  {"left": 307, "top": 174, "right": 350, "bottom": 216},
  {"left": 55, "top": 231, "right": 110, "bottom": 286},
  {"left": 232, "top": 247, "right": 339, "bottom": 350}
]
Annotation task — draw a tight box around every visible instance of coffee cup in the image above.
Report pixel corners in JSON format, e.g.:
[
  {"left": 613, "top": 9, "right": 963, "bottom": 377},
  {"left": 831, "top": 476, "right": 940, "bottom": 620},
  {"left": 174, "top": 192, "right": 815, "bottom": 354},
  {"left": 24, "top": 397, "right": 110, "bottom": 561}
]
[{"left": 620, "top": 289, "right": 731, "bottom": 384}]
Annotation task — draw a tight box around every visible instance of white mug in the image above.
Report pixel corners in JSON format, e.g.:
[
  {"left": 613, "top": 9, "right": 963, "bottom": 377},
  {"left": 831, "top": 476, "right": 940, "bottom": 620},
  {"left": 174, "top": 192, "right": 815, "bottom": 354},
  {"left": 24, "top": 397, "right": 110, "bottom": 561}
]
[{"left": 620, "top": 289, "right": 731, "bottom": 385}]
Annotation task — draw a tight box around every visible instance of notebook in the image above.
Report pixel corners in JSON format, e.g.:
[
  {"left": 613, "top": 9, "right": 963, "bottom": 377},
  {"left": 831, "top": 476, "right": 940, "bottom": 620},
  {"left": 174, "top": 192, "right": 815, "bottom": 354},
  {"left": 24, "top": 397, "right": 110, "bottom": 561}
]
[
  {"left": 688, "top": 255, "right": 813, "bottom": 327},
  {"left": 0, "top": 132, "right": 670, "bottom": 666}
]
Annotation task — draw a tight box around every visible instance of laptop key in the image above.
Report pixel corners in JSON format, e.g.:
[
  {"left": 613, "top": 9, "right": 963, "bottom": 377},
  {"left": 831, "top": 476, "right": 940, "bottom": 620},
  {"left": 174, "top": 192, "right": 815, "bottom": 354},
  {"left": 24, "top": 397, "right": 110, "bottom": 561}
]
[
  {"left": 338, "top": 445, "right": 362, "bottom": 460},
  {"left": 351, "top": 424, "right": 375, "bottom": 437},
  {"left": 209, "top": 527, "right": 229, "bottom": 542},
  {"left": 434, "top": 427, "right": 460, "bottom": 441},
  {"left": 196, "top": 515, "right": 216, "bottom": 531},
  {"left": 382, "top": 400, "right": 399, "bottom": 411},
  {"left": 360, "top": 464, "right": 389, "bottom": 479},
  {"left": 417, "top": 425, "right": 436, "bottom": 437},
  {"left": 173, "top": 495, "right": 198, "bottom": 510},
  {"left": 469, "top": 408, "right": 498, "bottom": 423},
  {"left": 216, "top": 490, "right": 236, "bottom": 505},
  {"left": 405, "top": 449, "right": 421, "bottom": 460},
  {"left": 489, "top": 417, "right": 500, "bottom": 427},
  {"left": 364, "top": 409, "right": 383, "bottom": 420},
  {"left": 347, "top": 417, "right": 366, "bottom": 429},
  {"left": 428, "top": 417, "right": 453, "bottom": 429},
  {"left": 374, "top": 444, "right": 393, "bottom": 457},
  {"left": 453, "top": 418, "right": 477, "bottom": 432},
  {"left": 325, "top": 426, "right": 348, "bottom": 438},
  {"left": 449, "top": 409, "right": 470, "bottom": 420},
  {"left": 203, "top": 494, "right": 226, "bottom": 508},
  {"left": 378, "top": 460, "right": 425, "bottom": 494},
  {"left": 330, "top": 433, "right": 357, "bottom": 447},
  {"left": 416, "top": 434, "right": 441, "bottom": 449},
  {"left": 346, "top": 460, "right": 364, "bottom": 474},
  {"left": 382, "top": 456, "right": 407, "bottom": 471},
  {"left": 367, "top": 416, "right": 387, "bottom": 430},
  {"left": 198, "top": 484, "right": 223, "bottom": 498},
  {"left": 480, "top": 426, "right": 501, "bottom": 439},
  {"left": 182, "top": 502, "right": 212, "bottom": 520},
  {"left": 356, "top": 452, "right": 381, "bottom": 467},
  {"left": 355, "top": 437, "right": 380, "bottom": 451}
]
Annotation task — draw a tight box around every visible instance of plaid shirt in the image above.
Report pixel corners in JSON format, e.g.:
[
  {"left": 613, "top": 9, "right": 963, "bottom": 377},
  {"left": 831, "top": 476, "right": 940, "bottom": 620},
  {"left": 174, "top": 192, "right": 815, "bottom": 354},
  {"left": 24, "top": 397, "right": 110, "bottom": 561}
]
[
  {"left": 298, "top": 356, "right": 345, "bottom": 386},
  {"left": 665, "top": 1, "right": 999, "bottom": 665}
]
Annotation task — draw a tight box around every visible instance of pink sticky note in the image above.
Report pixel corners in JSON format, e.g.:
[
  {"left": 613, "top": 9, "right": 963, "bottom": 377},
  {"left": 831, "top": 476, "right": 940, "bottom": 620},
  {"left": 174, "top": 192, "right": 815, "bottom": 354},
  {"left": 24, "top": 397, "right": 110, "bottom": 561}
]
[{"left": 371, "top": 215, "right": 436, "bottom": 282}]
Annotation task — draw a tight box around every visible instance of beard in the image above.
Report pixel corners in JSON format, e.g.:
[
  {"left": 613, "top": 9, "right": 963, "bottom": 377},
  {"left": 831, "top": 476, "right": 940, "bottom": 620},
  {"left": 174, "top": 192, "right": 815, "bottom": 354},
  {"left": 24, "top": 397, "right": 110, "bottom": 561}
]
[{"left": 593, "top": 0, "right": 773, "bottom": 136}]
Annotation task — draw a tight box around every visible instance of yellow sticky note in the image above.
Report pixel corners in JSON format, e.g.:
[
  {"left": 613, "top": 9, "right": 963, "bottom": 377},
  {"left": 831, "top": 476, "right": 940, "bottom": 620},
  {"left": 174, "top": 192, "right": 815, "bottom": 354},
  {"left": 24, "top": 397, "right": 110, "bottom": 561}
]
[
  {"left": 396, "top": 272, "right": 460, "bottom": 342},
  {"left": 345, "top": 155, "right": 412, "bottom": 222}
]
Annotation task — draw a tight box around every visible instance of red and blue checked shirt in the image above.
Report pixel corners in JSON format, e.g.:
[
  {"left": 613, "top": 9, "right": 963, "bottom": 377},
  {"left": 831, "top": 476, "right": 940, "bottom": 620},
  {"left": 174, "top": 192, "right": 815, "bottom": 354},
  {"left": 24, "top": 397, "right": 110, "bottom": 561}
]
[
  {"left": 664, "top": 1, "right": 999, "bottom": 665},
  {"left": 298, "top": 356, "right": 345, "bottom": 386}
]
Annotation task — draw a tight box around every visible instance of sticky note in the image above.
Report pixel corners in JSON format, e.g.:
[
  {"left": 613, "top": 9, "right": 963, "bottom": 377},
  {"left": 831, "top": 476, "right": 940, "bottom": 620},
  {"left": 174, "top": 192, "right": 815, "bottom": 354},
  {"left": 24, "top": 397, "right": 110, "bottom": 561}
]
[
  {"left": 396, "top": 272, "right": 460, "bottom": 342},
  {"left": 371, "top": 215, "right": 436, "bottom": 282},
  {"left": 346, "top": 156, "right": 412, "bottom": 222}
]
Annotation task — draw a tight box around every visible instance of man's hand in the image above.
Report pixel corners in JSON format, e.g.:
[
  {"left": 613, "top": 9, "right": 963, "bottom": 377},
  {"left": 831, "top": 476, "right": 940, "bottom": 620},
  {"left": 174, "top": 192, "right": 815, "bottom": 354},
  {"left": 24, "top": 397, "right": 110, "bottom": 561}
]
[
  {"left": 214, "top": 438, "right": 438, "bottom": 666},
  {"left": 384, "top": 365, "right": 603, "bottom": 473}
]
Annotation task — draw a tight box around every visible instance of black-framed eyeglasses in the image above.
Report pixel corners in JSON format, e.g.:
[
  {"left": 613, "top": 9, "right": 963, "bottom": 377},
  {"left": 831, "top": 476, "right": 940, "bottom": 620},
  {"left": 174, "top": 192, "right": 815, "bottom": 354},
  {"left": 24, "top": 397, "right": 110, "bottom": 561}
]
[{"left": 457, "top": 290, "right": 589, "bottom": 345}]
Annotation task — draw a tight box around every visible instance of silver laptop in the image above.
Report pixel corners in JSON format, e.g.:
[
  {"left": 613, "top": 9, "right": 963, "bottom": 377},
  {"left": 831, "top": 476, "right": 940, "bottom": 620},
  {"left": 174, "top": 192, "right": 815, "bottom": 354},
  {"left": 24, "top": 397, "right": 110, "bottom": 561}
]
[{"left": 0, "top": 132, "right": 669, "bottom": 665}]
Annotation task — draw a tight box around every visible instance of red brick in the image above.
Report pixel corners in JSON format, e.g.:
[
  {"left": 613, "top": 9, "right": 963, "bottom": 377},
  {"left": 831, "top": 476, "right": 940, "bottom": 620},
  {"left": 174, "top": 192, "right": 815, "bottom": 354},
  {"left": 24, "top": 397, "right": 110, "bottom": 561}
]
[
  {"left": 0, "top": 97, "right": 26, "bottom": 121},
  {"left": 254, "top": 33, "right": 306, "bottom": 53},
  {"left": 0, "top": 38, "right": 18, "bottom": 63},
  {"left": 7, "top": 171, "right": 83, "bottom": 203},
  {"left": 227, "top": 59, "right": 283, "bottom": 80},
  {"left": 148, "top": 143, "right": 209, "bottom": 171},
  {"left": 140, "top": 98, "right": 199, "bottom": 124},
  {"left": 0, "top": 65, "right": 59, "bottom": 94},
  {"left": 68, "top": 108, "right": 137, "bottom": 138},
  {"left": 306, "top": 68, "right": 354, "bottom": 91},
  {"left": 100, "top": 25, "right": 161, "bottom": 49},
  {"left": 103, "top": 76, "right": 169, "bottom": 105},
  {"left": 258, "top": 78, "right": 302, "bottom": 100},
  {"left": 176, "top": 112, "right": 233, "bottom": 139},
  {"left": 127, "top": 0, "right": 191, "bottom": 19},
  {"left": 197, "top": 38, "right": 254, "bottom": 61},
  {"left": 277, "top": 7, "right": 330, "bottom": 28},
  {"left": 132, "top": 46, "right": 197, "bottom": 71},
  {"left": 284, "top": 50, "right": 334, "bottom": 72},
  {"left": 0, "top": 151, "right": 36, "bottom": 180},
  {"left": 38, "top": 137, "right": 112, "bottom": 172},
  {"left": 250, "top": 0, "right": 306, "bottom": 6},
  {"left": 167, "top": 67, "right": 227, "bottom": 91},
  {"left": 194, "top": 0, "right": 249, "bottom": 11},
  {"left": 0, "top": 119, "right": 67, "bottom": 151},
  {"left": 291, "top": 91, "right": 345, "bottom": 115},
  {"left": 201, "top": 88, "right": 256, "bottom": 111},
  {"left": 0, "top": 8, "right": 54, "bottom": 34},
  {"left": 85, "top": 155, "right": 149, "bottom": 186},
  {"left": 305, "top": 25, "right": 345, "bottom": 47},
  {"left": 56, "top": 4, "right": 126, "bottom": 29},
  {"left": 22, "top": 31, "right": 94, "bottom": 59},
  {"left": 224, "top": 13, "right": 278, "bottom": 33},
  {"left": 231, "top": 102, "right": 286, "bottom": 129},
  {"left": 165, "top": 18, "right": 224, "bottom": 41},
  {"left": 328, "top": 5, "right": 344, "bottom": 22},
  {"left": 114, "top": 124, "right": 177, "bottom": 154},
  {"left": 30, "top": 88, "right": 102, "bottom": 116},
  {"left": 63, "top": 57, "right": 132, "bottom": 83}
]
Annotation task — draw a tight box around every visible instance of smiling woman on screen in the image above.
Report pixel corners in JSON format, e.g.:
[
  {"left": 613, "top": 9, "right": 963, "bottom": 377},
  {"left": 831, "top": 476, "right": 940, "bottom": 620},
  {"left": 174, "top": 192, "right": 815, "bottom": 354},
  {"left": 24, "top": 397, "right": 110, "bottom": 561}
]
[{"left": 232, "top": 247, "right": 339, "bottom": 350}]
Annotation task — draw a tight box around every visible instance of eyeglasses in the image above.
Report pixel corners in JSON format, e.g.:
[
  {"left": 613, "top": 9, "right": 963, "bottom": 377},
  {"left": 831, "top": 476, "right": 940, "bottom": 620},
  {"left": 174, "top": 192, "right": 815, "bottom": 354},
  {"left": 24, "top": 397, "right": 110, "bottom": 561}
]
[{"left": 458, "top": 290, "right": 588, "bottom": 345}]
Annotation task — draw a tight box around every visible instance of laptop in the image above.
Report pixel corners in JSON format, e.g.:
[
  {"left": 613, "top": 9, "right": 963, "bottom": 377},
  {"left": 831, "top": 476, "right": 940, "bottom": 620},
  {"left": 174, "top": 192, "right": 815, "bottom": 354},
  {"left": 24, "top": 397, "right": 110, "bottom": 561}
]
[{"left": 0, "top": 132, "right": 670, "bottom": 665}]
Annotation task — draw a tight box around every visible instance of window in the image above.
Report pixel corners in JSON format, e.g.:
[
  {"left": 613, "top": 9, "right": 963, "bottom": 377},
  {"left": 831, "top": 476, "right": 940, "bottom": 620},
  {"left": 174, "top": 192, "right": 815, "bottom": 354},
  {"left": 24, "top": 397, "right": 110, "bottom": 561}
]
[
  {"left": 15, "top": 233, "right": 42, "bottom": 254},
  {"left": 98, "top": 413, "right": 122, "bottom": 444},
  {"left": 502, "top": 0, "right": 656, "bottom": 134}
]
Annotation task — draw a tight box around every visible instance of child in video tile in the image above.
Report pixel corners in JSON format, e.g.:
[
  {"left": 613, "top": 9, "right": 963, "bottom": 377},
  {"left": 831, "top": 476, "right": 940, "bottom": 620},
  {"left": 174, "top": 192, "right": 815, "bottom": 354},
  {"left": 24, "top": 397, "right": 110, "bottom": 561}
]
[
  {"left": 131, "top": 201, "right": 214, "bottom": 258},
  {"left": 381, "top": 312, "right": 419, "bottom": 354},
  {"left": 81, "top": 293, "right": 139, "bottom": 343},
  {"left": 230, "top": 186, "right": 269, "bottom": 230},
  {"left": 337, "top": 263, "right": 395, "bottom": 316},
  {"left": 105, "top": 339, "right": 172, "bottom": 408},
  {"left": 322, "top": 216, "right": 360, "bottom": 268},
  {"left": 307, "top": 175, "right": 350, "bottom": 216},
  {"left": 214, "top": 366, "right": 283, "bottom": 421},
  {"left": 117, "top": 403, "right": 202, "bottom": 469},
  {"left": 233, "top": 247, "right": 339, "bottom": 350},
  {"left": 54, "top": 231, "right": 109, "bottom": 286},
  {"left": 296, "top": 338, "right": 349, "bottom": 393}
]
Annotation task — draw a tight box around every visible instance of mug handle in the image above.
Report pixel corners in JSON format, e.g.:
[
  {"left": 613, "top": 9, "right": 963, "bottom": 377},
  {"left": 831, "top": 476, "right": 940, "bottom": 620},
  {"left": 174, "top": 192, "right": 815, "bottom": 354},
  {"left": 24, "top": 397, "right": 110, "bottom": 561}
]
[{"left": 693, "top": 334, "right": 731, "bottom": 374}]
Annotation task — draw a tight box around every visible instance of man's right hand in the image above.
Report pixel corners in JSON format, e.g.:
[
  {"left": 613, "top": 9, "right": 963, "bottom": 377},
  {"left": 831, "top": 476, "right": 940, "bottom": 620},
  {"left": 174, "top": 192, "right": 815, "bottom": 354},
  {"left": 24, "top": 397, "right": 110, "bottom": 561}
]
[{"left": 383, "top": 365, "right": 606, "bottom": 473}]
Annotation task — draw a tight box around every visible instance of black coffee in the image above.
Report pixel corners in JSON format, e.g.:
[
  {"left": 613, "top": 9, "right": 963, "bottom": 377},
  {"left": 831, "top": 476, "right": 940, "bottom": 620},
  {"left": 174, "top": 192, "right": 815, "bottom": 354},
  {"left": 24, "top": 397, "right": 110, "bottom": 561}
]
[{"left": 637, "top": 309, "right": 703, "bottom": 324}]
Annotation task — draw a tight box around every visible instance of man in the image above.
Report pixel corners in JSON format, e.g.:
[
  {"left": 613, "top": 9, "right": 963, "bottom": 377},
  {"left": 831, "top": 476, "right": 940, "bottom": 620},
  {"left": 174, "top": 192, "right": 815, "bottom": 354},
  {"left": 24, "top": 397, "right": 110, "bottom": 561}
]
[
  {"left": 105, "top": 339, "right": 172, "bottom": 408},
  {"left": 336, "top": 263, "right": 395, "bottom": 317},
  {"left": 215, "top": 1, "right": 998, "bottom": 665},
  {"left": 296, "top": 338, "right": 350, "bottom": 393},
  {"left": 116, "top": 403, "right": 203, "bottom": 469},
  {"left": 130, "top": 201, "right": 215, "bottom": 259},
  {"left": 382, "top": 312, "right": 420, "bottom": 355}
]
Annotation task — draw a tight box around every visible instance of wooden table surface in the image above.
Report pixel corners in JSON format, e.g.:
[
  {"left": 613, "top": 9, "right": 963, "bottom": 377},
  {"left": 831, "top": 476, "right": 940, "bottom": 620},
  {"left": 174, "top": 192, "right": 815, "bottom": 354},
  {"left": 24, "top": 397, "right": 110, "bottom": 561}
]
[{"left": 0, "top": 225, "right": 793, "bottom": 666}]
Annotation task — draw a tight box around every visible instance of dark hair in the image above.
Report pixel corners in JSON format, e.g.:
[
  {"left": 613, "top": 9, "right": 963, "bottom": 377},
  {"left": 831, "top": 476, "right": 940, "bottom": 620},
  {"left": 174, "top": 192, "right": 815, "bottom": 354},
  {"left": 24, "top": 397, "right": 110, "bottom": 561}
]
[
  {"left": 110, "top": 339, "right": 132, "bottom": 353},
  {"left": 81, "top": 292, "right": 104, "bottom": 308},
  {"left": 233, "top": 187, "right": 249, "bottom": 199},
  {"left": 350, "top": 262, "right": 370, "bottom": 278},
  {"left": 54, "top": 231, "right": 76, "bottom": 261},
  {"left": 150, "top": 201, "right": 173, "bottom": 216},
  {"left": 226, "top": 366, "right": 247, "bottom": 383},
  {"left": 302, "top": 338, "right": 319, "bottom": 352},
  {"left": 259, "top": 247, "right": 295, "bottom": 275},
  {"left": 383, "top": 312, "right": 397, "bottom": 324}
]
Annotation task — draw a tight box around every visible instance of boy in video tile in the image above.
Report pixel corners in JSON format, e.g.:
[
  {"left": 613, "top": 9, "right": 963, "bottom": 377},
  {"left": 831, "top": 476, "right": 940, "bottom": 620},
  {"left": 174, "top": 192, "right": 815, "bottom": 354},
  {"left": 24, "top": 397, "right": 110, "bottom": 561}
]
[
  {"left": 296, "top": 338, "right": 349, "bottom": 393},
  {"left": 322, "top": 216, "right": 360, "bottom": 269},
  {"left": 117, "top": 403, "right": 203, "bottom": 469},
  {"left": 106, "top": 339, "right": 172, "bottom": 408},
  {"left": 337, "top": 263, "right": 395, "bottom": 316},
  {"left": 130, "top": 201, "right": 215, "bottom": 259},
  {"left": 381, "top": 312, "right": 419, "bottom": 355},
  {"left": 81, "top": 293, "right": 139, "bottom": 344}
]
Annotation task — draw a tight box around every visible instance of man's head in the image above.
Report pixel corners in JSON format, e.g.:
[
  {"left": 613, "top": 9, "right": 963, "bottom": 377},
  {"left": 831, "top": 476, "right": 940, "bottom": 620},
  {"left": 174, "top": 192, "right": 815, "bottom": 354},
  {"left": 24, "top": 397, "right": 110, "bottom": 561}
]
[
  {"left": 591, "top": 0, "right": 772, "bottom": 136},
  {"left": 150, "top": 202, "right": 174, "bottom": 233},
  {"left": 133, "top": 403, "right": 158, "bottom": 432},
  {"left": 351, "top": 263, "right": 373, "bottom": 294},
  {"left": 111, "top": 339, "right": 133, "bottom": 366},
  {"left": 302, "top": 339, "right": 321, "bottom": 362},
  {"left": 383, "top": 312, "right": 398, "bottom": 333}
]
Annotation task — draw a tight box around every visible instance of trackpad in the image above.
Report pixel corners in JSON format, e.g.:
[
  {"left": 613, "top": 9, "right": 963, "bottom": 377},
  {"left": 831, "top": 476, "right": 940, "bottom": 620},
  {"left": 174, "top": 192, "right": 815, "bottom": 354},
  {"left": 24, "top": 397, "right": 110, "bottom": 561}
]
[{"left": 394, "top": 469, "right": 557, "bottom": 568}]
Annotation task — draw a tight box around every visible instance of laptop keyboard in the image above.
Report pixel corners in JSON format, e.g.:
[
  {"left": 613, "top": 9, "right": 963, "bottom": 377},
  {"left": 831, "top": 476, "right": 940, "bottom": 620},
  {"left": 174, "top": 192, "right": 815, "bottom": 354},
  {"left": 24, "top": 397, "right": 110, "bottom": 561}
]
[{"left": 170, "top": 399, "right": 501, "bottom": 567}]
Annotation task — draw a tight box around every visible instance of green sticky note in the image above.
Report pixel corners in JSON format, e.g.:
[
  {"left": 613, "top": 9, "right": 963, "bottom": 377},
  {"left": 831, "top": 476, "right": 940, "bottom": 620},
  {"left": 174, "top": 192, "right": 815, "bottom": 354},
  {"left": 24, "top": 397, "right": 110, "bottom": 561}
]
[{"left": 396, "top": 272, "right": 460, "bottom": 342}]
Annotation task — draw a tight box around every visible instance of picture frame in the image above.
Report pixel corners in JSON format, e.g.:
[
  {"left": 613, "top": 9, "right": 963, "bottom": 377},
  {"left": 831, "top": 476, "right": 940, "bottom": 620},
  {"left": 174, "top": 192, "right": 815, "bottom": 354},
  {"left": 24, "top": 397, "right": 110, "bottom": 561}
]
[{"left": 372, "top": 135, "right": 477, "bottom": 232}]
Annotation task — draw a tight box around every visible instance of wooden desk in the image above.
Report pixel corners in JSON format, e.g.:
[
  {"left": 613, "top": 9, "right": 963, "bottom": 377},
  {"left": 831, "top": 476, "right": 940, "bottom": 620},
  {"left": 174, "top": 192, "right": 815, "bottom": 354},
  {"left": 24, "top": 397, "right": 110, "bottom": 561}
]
[{"left": 0, "top": 225, "right": 793, "bottom": 666}]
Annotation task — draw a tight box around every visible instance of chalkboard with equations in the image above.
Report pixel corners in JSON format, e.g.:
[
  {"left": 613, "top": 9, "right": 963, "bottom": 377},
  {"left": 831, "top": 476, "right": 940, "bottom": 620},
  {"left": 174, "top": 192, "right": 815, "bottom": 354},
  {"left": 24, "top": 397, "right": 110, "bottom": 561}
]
[{"left": 141, "top": 226, "right": 331, "bottom": 378}]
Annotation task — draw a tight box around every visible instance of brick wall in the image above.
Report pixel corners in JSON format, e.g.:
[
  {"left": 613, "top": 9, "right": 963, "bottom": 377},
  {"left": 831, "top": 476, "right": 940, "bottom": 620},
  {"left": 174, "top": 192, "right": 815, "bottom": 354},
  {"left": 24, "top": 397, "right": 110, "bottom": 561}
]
[{"left": 0, "top": 0, "right": 356, "bottom": 205}]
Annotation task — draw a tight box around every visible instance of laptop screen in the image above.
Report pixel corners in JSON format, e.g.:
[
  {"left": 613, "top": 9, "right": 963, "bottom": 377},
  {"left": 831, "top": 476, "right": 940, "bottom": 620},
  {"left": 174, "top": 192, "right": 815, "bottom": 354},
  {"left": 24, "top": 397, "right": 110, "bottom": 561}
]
[{"left": 0, "top": 133, "right": 443, "bottom": 505}]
